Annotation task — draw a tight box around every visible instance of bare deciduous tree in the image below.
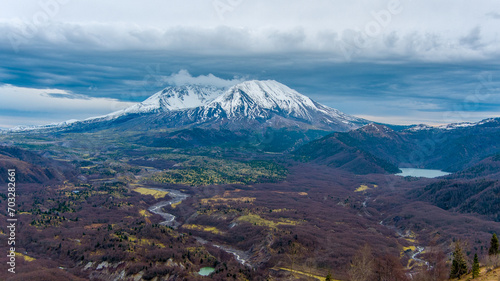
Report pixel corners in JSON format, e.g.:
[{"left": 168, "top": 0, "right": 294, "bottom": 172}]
[{"left": 348, "top": 244, "right": 374, "bottom": 281}]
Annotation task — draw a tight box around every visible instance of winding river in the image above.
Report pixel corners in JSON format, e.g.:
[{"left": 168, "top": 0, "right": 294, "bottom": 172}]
[
  {"left": 195, "top": 237, "right": 252, "bottom": 267},
  {"left": 411, "top": 246, "right": 429, "bottom": 268},
  {"left": 146, "top": 188, "right": 252, "bottom": 266},
  {"left": 147, "top": 189, "right": 188, "bottom": 228}
]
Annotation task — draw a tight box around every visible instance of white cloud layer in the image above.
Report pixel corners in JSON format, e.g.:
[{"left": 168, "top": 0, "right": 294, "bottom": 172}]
[
  {"left": 0, "top": 84, "right": 136, "bottom": 127},
  {"left": 161, "top": 70, "right": 245, "bottom": 88},
  {"left": 0, "top": 84, "right": 135, "bottom": 112}
]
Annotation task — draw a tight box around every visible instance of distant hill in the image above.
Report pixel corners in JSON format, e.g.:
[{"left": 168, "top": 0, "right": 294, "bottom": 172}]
[
  {"left": 405, "top": 153, "right": 500, "bottom": 221},
  {"left": 448, "top": 153, "right": 500, "bottom": 180},
  {"left": 0, "top": 146, "right": 69, "bottom": 183},
  {"left": 294, "top": 120, "right": 500, "bottom": 173},
  {"left": 293, "top": 126, "right": 401, "bottom": 174},
  {"left": 409, "top": 179, "right": 500, "bottom": 221}
]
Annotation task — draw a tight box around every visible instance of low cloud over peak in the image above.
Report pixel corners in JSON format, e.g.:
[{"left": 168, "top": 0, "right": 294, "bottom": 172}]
[{"left": 162, "top": 70, "right": 246, "bottom": 88}]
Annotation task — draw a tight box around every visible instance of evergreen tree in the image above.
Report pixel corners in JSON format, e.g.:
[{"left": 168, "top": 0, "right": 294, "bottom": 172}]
[
  {"left": 489, "top": 233, "right": 499, "bottom": 256},
  {"left": 450, "top": 242, "right": 468, "bottom": 279},
  {"left": 472, "top": 253, "right": 480, "bottom": 279},
  {"left": 325, "top": 271, "right": 332, "bottom": 281}
]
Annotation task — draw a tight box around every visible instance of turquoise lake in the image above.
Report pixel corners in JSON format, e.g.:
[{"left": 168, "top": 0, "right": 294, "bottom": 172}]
[
  {"left": 198, "top": 267, "right": 215, "bottom": 276},
  {"left": 396, "top": 168, "right": 451, "bottom": 178}
]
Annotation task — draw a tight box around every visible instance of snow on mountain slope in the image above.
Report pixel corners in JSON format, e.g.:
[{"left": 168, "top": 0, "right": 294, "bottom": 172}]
[
  {"left": 7, "top": 119, "right": 80, "bottom": 132},
  {"left": 437, "top": 118, "right": 495, "bottom": 130},
  {"left": 5, "top": 85, "right": 224, "bottom": 132},
  {"left": 105, "top": 85, "right": 224, "bottom": 118},
  {"left": 406, "top": 118, "right": 500, "bottom": 131},
  {"left": 212, "top": 80, "right": 321, "bottom": 118},
  {"left": 191, "top": 80, "right": 366, "bottom": 129}
]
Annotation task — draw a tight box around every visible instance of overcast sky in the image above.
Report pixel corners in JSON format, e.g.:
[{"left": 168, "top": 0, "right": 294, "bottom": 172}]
[{"left": 1, "top": 0, "right": 499, "bottom": 128}]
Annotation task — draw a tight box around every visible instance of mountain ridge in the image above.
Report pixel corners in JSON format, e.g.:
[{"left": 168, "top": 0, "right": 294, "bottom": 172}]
[{"left": 297, "top": 119, "right": 500, "bottom": 172}]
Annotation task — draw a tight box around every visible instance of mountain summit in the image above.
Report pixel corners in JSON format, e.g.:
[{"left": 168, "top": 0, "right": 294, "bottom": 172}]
[{"left": 208, "top": 80, "right": 330, "bottom": 119}]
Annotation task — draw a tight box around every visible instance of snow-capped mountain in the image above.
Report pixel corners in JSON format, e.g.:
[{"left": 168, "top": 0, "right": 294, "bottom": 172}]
[{"left": 7, "top": 80, "right": 370, "bottom": 132}]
